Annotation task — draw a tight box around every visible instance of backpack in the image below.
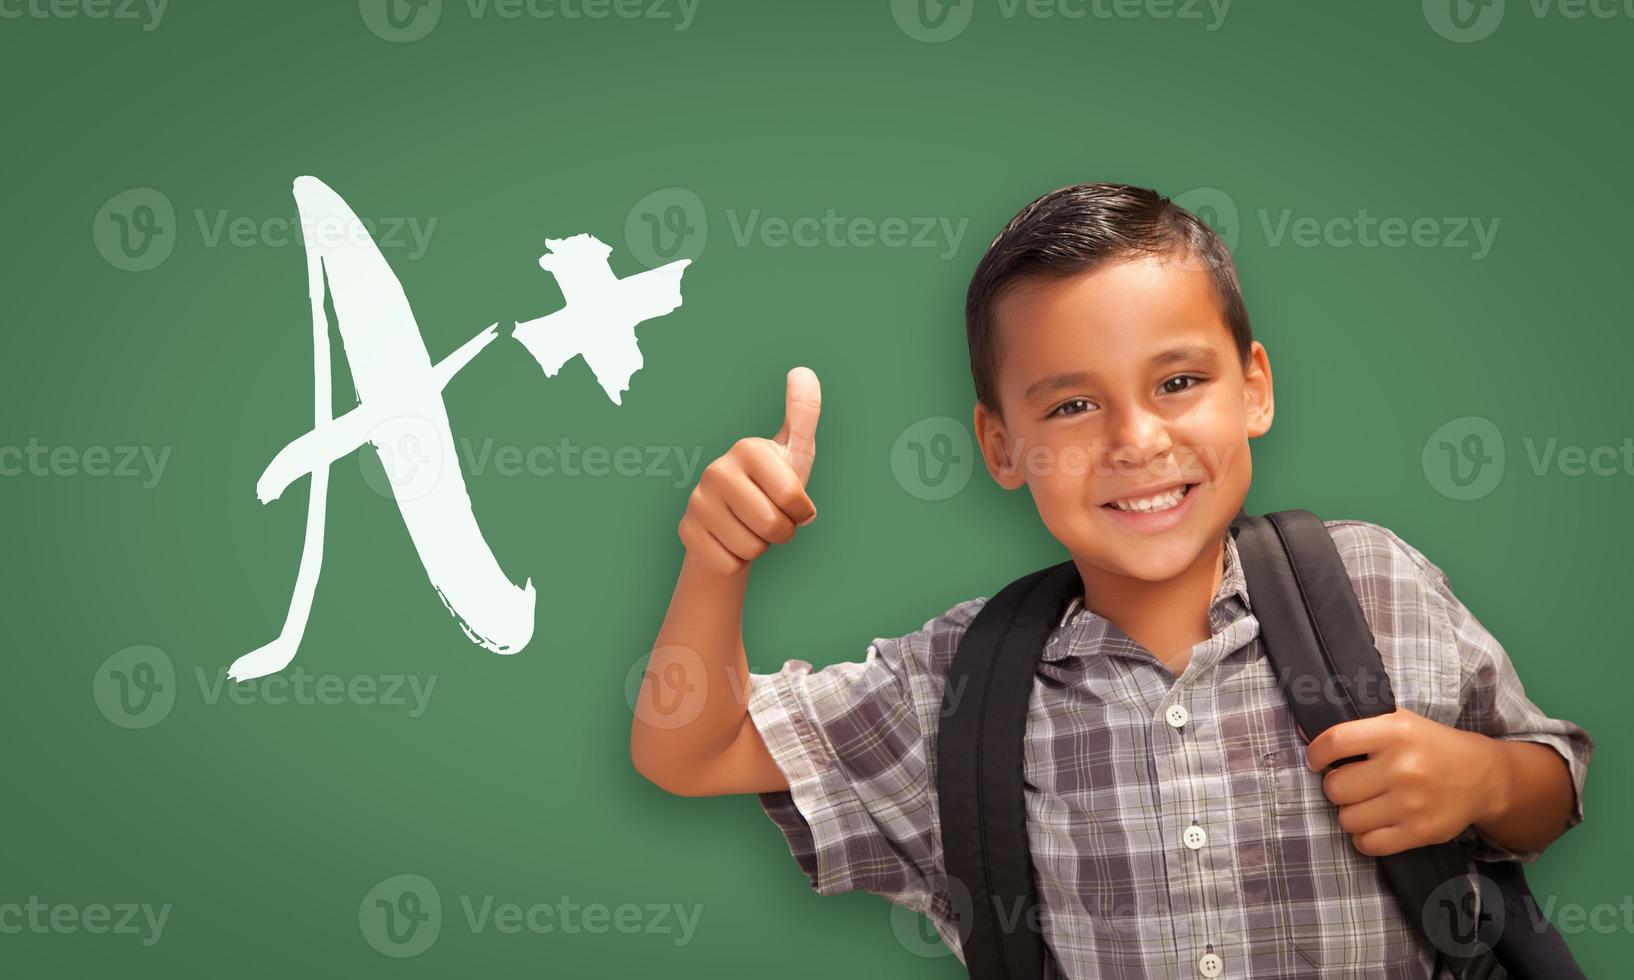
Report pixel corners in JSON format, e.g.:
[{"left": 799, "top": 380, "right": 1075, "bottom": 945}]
[{"left": 935, "top": 508, "right": 1584, "bottom": 980}]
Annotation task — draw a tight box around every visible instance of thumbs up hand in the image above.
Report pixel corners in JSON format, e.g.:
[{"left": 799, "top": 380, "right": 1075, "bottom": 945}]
[{"left": 679, "top": 367, "right": 822, "bottom": 576}]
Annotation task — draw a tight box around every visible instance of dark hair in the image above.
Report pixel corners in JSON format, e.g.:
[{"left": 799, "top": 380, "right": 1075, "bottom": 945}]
[{"left": 964, "top": 182, "right": 1253, "bottom": 416}]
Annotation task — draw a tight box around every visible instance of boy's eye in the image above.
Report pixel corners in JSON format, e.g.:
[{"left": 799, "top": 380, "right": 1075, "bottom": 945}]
[{"left": 1049, "top": 377, "right": 1204, "bottom": 418}]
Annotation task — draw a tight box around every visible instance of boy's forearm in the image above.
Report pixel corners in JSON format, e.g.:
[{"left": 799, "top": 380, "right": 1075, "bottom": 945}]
[
  {"left": 630, "top": 552, "right": 755, "bottom": 788},
  {"left": 1474, "top": 737, "right": 1575, "bottom": 855}
]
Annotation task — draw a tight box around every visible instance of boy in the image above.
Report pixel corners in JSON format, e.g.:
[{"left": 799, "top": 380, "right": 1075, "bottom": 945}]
[{"left": 629, "top": 183, "right": 1594, "bottom": 978}]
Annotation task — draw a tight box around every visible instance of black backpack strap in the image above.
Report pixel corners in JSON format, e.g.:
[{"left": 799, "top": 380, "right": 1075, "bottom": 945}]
[
  {"left": 1483, "top": 858, "right": 1588, "bottom": 980},
  {"left": 937, "top": 559, "right": 1081, "bottom": 980},
  {"left": 1230, "top": 510, "right": 1507, "bottom": 980}
]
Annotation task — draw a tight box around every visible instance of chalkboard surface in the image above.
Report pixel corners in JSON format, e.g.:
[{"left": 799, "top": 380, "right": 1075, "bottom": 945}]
[{"left": 2, "top": 2, "right": 1625, "bottom": 976}]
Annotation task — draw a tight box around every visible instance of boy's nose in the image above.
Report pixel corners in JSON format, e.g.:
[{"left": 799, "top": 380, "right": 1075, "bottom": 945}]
[{"left": 1105, "top": 407, "right": 1174, "bottom": 470}]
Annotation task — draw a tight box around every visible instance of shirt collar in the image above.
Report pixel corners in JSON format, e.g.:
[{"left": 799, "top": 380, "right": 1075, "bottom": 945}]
[{"left": 1043, "top": 531, "right": 1251, "bottom": 662}]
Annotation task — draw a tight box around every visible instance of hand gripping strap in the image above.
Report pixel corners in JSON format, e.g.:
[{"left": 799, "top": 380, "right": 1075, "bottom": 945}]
[{"left": 1230, "top": 511, "right": 1505, "bottom": 980}]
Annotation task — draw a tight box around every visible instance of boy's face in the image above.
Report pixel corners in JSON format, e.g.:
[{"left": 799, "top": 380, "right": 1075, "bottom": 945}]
[{"left": 973, "top": 251, "right": 1273, "bottom": 585}]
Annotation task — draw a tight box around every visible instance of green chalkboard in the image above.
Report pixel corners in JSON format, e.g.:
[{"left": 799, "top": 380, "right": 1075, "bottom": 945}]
[{"left": 2, "top": 0, "right": 1627, "bottom": 976}]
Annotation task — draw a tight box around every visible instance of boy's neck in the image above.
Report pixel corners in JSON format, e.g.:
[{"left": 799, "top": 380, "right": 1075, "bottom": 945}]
[{"left": 1072, "top": 529, "right": 1228, "bottom": 676}]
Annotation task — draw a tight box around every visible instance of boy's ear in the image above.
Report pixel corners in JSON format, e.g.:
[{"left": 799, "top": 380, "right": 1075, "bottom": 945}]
[
  {"left": 974, "top": 400, "right": 1027, "bottom": 490},
  {"left": 1243, "top": 341, "right": 1275, "bottom": 438}
]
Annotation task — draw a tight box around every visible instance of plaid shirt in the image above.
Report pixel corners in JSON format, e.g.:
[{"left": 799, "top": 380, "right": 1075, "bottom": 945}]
[{"left": 746, "top": 519, "right": 1593, "bottom": 979}]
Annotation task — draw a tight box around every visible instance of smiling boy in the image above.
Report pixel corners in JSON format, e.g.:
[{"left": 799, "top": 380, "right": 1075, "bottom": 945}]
[{"left": 630, "top": 183, "right": 1593, "bottom": 978}]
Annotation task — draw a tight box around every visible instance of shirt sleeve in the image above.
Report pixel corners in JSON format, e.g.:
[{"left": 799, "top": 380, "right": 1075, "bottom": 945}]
[
  {"left": 1380, "top": 527, "right": 1595, "bottom": 864},
  {"left": 746, "top": 598, "right": 985, "bottom": 914}
]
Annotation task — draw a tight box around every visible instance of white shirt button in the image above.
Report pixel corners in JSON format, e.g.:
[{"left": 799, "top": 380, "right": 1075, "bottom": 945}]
[
  {"left": 1198, "top": 951, "right": 1224, "bottom": 977},
  {"left": 1183, "top": 824, "right": 1207, "bottom": 850},
  {"left": 1165, "top": 704, "right": 1190, "bottom": 728}
]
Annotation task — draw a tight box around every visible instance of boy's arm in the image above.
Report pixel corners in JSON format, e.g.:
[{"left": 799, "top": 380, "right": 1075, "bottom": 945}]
[
  {"left": 630, "top": 368, "right": 820, "bottom": 797},
  {"left": 630, "top": 555, "right": 790, "bottom": 796},
  {"left": 1471, "top": 738, "right": 1576, "bottom": 856},
  {"left": 1309, "top": 524, "right": 1593, "bottom": 862}
]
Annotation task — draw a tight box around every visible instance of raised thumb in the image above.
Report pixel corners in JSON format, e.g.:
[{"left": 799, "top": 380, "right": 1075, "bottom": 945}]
[{"left": 773, "top": 366, "right": 821, "bottom": 485}]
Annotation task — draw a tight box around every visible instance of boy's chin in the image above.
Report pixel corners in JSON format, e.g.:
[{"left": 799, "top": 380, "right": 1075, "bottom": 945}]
[
  {"left": 1071, "top": 524, "right": 1216, "bottom": 583},
  {"left": 1099, "top": 546, "right": 1204, "bottom": 583}
]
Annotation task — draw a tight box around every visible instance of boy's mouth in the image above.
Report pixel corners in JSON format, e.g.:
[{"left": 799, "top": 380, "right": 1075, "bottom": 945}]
[
  {"left": 1099, "top": 482, "right": 1199, "bottom": 531},
  {"left": 1101, "top": 482, "right": 1196, "bottom": 512}
]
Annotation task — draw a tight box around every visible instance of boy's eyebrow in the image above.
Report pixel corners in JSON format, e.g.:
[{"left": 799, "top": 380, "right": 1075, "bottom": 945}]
[{"left": 1022, "top": 345, "right": 1222, "bottom": 403}]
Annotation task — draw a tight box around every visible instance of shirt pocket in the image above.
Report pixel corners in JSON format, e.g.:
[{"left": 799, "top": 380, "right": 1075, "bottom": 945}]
[
  {"left": 1217, "top": 699, "right": 1328, "bottom": 973},
  {"left": 1262, "top": 731, "right": 1438, "bottom": 976},
  {"left": 1254, "top": 734, "right": 1331, "bottom": 972}
]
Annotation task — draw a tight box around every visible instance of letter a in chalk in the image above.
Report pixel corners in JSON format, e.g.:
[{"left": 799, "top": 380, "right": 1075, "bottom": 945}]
[{"left": 228, "top": 176, "right": 535, "bottom": 682}]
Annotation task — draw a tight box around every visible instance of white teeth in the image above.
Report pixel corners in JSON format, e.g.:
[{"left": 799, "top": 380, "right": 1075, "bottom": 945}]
[{"left": 1109, "top": 485, "right": 1189, "bottom": 512}]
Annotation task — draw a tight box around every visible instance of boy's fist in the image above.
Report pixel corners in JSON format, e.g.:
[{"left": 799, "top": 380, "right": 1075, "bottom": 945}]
[
  {"left": 679, "top": 367, "right": 821, "bottom": 575},
  {"left": 1305, "top": 706, "right": 1499, "bottom": 857}
]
